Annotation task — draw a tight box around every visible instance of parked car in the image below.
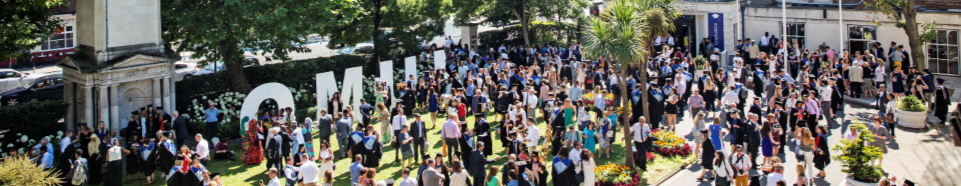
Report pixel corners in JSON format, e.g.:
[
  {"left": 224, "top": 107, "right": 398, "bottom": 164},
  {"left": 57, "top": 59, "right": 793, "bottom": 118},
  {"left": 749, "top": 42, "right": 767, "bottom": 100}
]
[
  {"left": 0, "top": 69, "right": 51, "bottom": 92},
  {"left": 0, "top": 75, "right": 65, "bottom": 106},
  {"left": 193, "top": 56, "right": 261, "bottom": 76},
  {"left": 333, "top": 43, "right": 374, "bottom": 56},
  {"left": 173, "top": 61, "right": 199, "bottom": 81}
]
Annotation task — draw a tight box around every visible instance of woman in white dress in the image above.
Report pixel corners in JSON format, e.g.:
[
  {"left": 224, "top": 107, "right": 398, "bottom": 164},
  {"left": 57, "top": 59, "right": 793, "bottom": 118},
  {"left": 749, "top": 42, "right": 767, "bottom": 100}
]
[
  {"left": 318, "top": 141, "right": 335, "bottom": 176},
  {"left": 576, "top": 149, "right": 597, "bottom": 186},
  {"left": 450, "top": 159, "right": 471, "bottom": 186}
]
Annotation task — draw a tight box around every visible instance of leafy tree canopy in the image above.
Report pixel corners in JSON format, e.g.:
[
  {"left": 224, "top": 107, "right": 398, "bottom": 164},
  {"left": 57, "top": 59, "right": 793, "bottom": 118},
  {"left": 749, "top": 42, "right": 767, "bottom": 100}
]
[
  {"left": 318, "top": 0, "right": 452, "bottom": 61},
  {"left": 161, "top": 0, "right": 360, "bottom": 93},
  {"left": 0, "top": 0, "right": 67, "bottom": 60}
]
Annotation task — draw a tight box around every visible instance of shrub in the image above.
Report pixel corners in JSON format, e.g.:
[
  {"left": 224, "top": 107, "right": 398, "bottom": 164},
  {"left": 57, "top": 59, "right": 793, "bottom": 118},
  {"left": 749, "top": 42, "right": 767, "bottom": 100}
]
[
  {"left": 693, "top": 55, "right": 707, "bottom": 70},
  {"left": 0, "top": 100, "right": 67, "bottom": 155},
  {"left": 651, "top": 130, "right": 685, "bottom": 149},
  {"left": 832, "top": 119, "right": 884, "bottom": 183},
  {"left": 595, "top": 162, "right": 642, "bottom": 186},
  {"left": 896, "top": 94, "right": 927, "bottom": 112},
  {"left": 654, "top": 143, "right": 693, "bottom": 157},
  {"left": 0, "top": 155, "right": 62, "bottom": 185}
]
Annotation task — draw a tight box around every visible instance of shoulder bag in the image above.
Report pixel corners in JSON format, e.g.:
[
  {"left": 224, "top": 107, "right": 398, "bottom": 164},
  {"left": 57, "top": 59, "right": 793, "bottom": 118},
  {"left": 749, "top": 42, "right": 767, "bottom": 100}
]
[{"left": 575, "top": 161, "right": 585, "bottom": 182}]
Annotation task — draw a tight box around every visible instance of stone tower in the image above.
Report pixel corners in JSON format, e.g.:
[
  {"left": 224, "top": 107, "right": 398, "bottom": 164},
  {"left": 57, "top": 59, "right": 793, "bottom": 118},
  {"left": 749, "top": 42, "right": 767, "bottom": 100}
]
[{"left": 58, "top": 0, "right": 179, "bottom": 131}]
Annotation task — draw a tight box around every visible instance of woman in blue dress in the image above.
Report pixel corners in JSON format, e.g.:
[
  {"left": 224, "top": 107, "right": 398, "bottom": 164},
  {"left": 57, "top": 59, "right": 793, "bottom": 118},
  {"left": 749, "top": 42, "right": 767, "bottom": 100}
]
[
  {"left": 583, "top": 121, "right": 598, "bottom": 154},
  {"left": 761, "top": 114, "right": 776, "bottom": 165},
  {"left": 428, "top": 88, "right": 439, "bottom": 128}
]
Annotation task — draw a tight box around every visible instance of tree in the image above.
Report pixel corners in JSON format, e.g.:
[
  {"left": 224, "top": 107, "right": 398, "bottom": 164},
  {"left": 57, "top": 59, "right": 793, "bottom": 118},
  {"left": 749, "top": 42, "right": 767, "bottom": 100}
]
[
  {"left": 318, "top": 0, "right": 451, "bottom": 73},
  {"left": 0, "top": 0, "right": 67, "bottom": 60},
  {"left": 583, "top": 0, "right": 677, "bottom": 171},
  {"left": 866, "top": 0, "right": 938, "bottom": 69},
  {"left": 161, "top": 0, "right": 359, "bottom": 93},
  {"left": 454, "top": 0, "right": 588, "bottom": 46}
]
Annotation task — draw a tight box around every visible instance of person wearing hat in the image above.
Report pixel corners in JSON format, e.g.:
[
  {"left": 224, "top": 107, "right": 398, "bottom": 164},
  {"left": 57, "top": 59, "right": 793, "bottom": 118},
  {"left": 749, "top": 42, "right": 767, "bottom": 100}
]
[{"left": 934, "top": 78, "right": 951, "bottom": 123}]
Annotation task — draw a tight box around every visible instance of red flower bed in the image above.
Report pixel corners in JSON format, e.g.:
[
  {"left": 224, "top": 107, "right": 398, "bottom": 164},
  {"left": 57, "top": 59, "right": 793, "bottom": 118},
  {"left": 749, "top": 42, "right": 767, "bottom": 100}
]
[{"left": 653, "top": 143, "right": 693, "bottom": 157}]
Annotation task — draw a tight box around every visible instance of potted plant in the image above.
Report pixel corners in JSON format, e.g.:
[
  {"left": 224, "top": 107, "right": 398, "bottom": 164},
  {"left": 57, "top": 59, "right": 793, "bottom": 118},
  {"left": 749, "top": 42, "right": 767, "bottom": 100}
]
[
  {"left": 693, "top": 55, "right": 707, "bottom": 77},
  {"left": 832, "top": 120, "right": 884, "bottom": 186},
  {"left": 894, "top": 95, "right": 928, "bottom": 128}
]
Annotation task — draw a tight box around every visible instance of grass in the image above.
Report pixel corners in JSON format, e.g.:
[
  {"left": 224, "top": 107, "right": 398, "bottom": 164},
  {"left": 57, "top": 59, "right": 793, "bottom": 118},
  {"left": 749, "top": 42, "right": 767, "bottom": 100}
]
[
  {"left": 641, "top": 153, "right": 695, "bottom": 182},
  {"left": 89, "top": 108, "right": 638, "bottom": 185}
]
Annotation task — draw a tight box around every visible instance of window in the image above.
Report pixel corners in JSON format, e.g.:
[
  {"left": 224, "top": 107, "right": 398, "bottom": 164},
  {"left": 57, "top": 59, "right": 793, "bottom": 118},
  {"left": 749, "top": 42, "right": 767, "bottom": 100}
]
[
  {"left": 927, "top": 30, "right": 959, "bottom": 75},
  {"left": 779, "top": 22, "right": 805, "bottom": 49},
  {"left": 848, "top": 25, "right": 878, "bottom": 55},
  {"left": 40, "top": 26, "right": 74, "bottom": 51}
]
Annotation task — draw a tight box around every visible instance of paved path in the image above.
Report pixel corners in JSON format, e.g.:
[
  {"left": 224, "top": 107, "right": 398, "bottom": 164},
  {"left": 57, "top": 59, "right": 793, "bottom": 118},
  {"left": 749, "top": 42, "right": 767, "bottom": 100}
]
[{"left": 658, "top": 89, "right": 961, "bottom": 186}]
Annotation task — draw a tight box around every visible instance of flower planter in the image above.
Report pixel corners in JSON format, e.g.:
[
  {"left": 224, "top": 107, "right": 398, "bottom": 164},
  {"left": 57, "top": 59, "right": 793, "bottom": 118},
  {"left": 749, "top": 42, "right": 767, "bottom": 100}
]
[
  {"left": 894, "top": 109, "right": 927, "bottom": 129},
  {"left": 845, "top": 175, "right": 880, "bottom": 186}
]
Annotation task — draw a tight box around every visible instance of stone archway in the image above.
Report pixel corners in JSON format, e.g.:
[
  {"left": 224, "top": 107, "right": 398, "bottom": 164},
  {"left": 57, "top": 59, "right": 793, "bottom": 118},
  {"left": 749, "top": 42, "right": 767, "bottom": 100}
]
[{"left": 118, "top": 86, "right": 150, "bottom": 130}]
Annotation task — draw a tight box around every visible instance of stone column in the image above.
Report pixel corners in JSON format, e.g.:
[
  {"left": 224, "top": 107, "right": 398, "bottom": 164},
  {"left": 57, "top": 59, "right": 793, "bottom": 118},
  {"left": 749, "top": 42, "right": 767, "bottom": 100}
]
[
  {"left": 169, "top": 77, "right": 176, "bottom": 111},
  {"left": 162, "top": 76, "right": 171, "bottom": 113},
  {"left": 153, "top": 78, "right": 162, "bottom": 108},
  {"left": 64, "top": 82, "right": 75, "bottom": 131},
  {"left": 99, "top": 85, "right": 110, "bottom": 128},
  {"left": 84, "top": 85, "right": 94, "bottom": 126},
  {"left": 109, "top": 85, "right": 119, "bottom": 130}
]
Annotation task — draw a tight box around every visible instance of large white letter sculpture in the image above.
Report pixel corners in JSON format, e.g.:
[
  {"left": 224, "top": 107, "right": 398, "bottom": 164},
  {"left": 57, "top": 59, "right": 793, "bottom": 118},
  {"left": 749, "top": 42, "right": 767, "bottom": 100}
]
[
  {"left": 316, "top": 67, "right": 365, "bottom": 120},
  {"left": 239, "top": 83, "right": 296, "bottom": 131},
  {"left": 434, "top": 50, "right": 446, "bottom": 70}
]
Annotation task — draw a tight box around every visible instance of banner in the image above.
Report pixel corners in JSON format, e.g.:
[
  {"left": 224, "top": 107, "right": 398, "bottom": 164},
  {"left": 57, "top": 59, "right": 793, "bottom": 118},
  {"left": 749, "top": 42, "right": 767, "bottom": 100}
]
[{"left": 708, "top": 13, "right": 724, "bottom": 51}]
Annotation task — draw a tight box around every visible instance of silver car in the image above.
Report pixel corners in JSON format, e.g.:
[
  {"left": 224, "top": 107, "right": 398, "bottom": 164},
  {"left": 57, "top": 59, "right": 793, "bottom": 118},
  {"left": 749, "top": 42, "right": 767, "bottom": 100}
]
[{"left": 0, "top": 69, "right": 50, "bottom": 92}]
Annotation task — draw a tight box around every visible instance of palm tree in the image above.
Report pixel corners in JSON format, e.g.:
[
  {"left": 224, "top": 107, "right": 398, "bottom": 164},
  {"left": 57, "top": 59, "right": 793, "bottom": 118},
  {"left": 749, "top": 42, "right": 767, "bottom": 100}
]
[{"left": 583, "top": 0, "right": 678, "bottom": 171}]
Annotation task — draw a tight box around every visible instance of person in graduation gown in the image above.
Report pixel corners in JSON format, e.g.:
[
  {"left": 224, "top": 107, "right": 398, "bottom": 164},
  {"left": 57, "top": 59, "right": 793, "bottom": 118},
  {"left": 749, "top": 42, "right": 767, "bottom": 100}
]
[
  {"left": 156, "top": 132, "right": 178, "bottom": 181},
  {"left": 934, "top": 78, "right": 951, "bottom": 123},
  {"left": 87, "top": 135, "right": 107, "bottom": 185},
  {"left": 360, "top": 126, "right": 383, "bottom": 168},
  {"left": 813, "top": 126, "right": 831, "bottom": 178},
  {"left": 551, "top": 147, "right": 577, "bottom": 186},
  {"left": 78, "top": 124, "right": 92, "bottom": 159},
  {"left": 141, "top": 135, "right": 159, "bottom": 184},
  {"left": 348, "top": 126, "right": 365, "bottom": 159},
  {"left": 529, "top": 151, "right": 549, "bottom": 186},
  {"left": 59, "top": 138, "right": 78, "bottom": 186},
  {"left": 458, "top": 127, "right": 474, "bottom": 171},
  {"left": 433, "top": 153, "right": 451, "bottom": 186},
  {"left": 475, "top": 119, "right": 494, "bottom": 156},
  {"left": 648, "top": 83, "right": 665, "bottom": 129},
  {"left": 125, "top": 135, "right": 143, "bottom": 184}
]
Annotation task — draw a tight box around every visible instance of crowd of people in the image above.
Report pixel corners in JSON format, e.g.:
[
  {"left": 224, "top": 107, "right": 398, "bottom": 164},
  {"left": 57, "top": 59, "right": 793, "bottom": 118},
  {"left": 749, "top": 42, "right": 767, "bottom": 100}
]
[{"left": 21, "top": 31, "right": 953, "bottom": 186}]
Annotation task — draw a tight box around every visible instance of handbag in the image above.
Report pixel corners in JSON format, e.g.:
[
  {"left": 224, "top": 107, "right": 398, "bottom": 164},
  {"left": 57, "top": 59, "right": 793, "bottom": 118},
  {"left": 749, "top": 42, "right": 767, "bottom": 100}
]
[{"left": 442, "top": 143, "right": 448, "bottom": 157}]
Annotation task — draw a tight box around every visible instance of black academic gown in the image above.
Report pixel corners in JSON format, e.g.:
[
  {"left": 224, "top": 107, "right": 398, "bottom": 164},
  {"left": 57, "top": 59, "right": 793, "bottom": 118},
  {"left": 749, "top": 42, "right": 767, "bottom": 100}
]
[
  {"left": 126, "top": 143, "right": 142, "bottom": 175},
  {"left": 935, "top": 87, "right": 950, "bottom": 121},
  {"left": 475, "top": 121, "right": 493, "bottom": 156},
  {"left": 551, "top": 157, "right": 577, "bottom": 186},
  {"left": 360, "top": 137, "right": 383, "bottom": 168},
  {"left": 87, "top": 143, "right": 107, "bottom": 185}
]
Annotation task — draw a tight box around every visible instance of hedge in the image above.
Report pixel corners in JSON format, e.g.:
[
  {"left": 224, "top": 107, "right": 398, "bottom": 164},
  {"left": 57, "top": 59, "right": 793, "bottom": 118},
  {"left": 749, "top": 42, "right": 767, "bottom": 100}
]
[
  {"left": 0, "top": 100, "right": 67, "bottom": 152},
  {"left": 478, "top": 21, "right": 579, "bottom": 48},
  {"left": 175, "top": 54, "right": 375, "bottom": 115}
]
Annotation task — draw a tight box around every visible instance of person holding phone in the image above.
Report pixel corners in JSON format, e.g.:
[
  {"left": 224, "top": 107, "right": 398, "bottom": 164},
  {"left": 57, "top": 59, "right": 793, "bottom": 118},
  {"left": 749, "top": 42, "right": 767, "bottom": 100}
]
[{"left": 260, "top": 167, "right": 281, "bottom": 186}]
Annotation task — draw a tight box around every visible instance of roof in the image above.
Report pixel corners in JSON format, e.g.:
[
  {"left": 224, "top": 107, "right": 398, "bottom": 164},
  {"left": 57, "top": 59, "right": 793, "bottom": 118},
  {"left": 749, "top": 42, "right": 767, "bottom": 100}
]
[{"left": 59, "top": 46, "right": 181, "bottom": 73}]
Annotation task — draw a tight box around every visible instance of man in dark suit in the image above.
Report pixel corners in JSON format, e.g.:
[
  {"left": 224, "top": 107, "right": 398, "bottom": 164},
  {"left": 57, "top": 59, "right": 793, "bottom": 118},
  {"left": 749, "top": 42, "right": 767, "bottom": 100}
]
[
  {"left": 279, "top": 125, "right": 292, "bottom": 166},
  {"left": 877, "top": 85, "right": 889, "bottom": 116},
  {"left": 469, "top": 143, "right": 500, "bottom": 186},
  {"left": 410, "top": 114, "right": 426, "bottom": 163},
  {"left": 359, "top": 99, "right": 374, "bottom": 129},
  {"left": 745, "top": 113, "right": 762, "bottom": 169},
  {"left": 172, "top": 111, "right": 189, "bottom": 148},
  {"left": 317, "top": 109, "right": 333, "bottom": 144},
  {"left": 266, "top": 128, "right": 282, "bottom": 171}
]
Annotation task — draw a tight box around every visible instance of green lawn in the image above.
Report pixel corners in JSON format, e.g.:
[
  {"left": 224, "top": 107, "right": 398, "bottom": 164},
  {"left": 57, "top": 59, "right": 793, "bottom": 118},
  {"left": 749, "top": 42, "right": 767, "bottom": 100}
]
[{"left": 98, "top": 109, "right": 637, "bottom": 185}]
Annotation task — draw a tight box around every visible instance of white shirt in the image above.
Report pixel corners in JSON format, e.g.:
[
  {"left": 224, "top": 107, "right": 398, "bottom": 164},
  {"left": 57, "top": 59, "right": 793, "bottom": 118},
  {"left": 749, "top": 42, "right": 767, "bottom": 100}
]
[
  {"left": 875, "top": 67, "right": 885, "bottom": 82},
  {"left": 526, "top": 124, "right": 540, "bottom": 147},
  {"left": 630, "top": 123, "right": 651, "bottom": 143},
  {"left": 399, "top": 176, "right": 417, "bottom": 186},
  {"left": 569, "top": 148, "right": 582, "bottom": 164},
  {"left": 667, "top": 36, "right": 675, "bottom": 46},
  {"left": 722, "top": 91, "right": 740, "bottom": 106},
  {"left": 526, "top": 94, "right": 538, "bottom": 109},
  {"left": 298, "top": 160, "right": 320, "bottom": 184},
  {"left": 820, "top": 86, "right": 833, "bottom": 102},
  {"left": 766, "top": 173, "right": 785, "bottom": 186},
  {"left": 653, "top": 36, "right": 662, "bottom": 45},
  {"left": 60, "top": 137, "right": 71, "bottom": 153},
  {"left": 731, "top": 153, "right": 753, "bottom": 176},
  {"left": 196, "top": 139, "right": 210, "bottom": 159},
  {"left": 760, "top": 36, "right": 769, "bottom": 46},
  {"left": 392, "top": 115, "right": 407, "bottom": 131},
  {"left": 267, "top": 177, "right": 282, "bottom": 186}
]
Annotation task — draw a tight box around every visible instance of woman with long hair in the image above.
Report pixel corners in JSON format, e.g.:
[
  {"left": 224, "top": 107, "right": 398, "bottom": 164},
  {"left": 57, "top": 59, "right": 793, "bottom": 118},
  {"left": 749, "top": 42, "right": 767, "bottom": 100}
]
[
  {"left": 376, "top": 103, "right": 391, "bottom": 143},
  {"left": 87, "top": 134, "right": 106, "bottom": 185},
  {"left": 318, "top": 140, "right": 335, "bottom": 175},
  {"left": 761, "top": 114, "right": 777, "bottom": 166},
  {"left": 664, "top": 88, "right": 679, "bottom": 131},
  {"left": 450, "top": 159, "right": 471, "bottom": 186},
  {"left": 578, "top": 150, "right": 597, "bottom": 186},
  {"left": 691, "top": 112, "right": 707, "bottom": 161},
  {"left": 813, "top": 126, "right": 831, "bottom": 178},
  {"left": 702, "top": 76, "right": 717, "bottom": 118},
  {"left": 428, "top": 88, "right": 439, "bottom": 128},
  {"left": 321, "top": 170, "right": 334, "bottom": 186},
  {"left": 582, "top": 121, "right": 598, "bottom": 154},
  {"left": 105, "top": 138, "right": 127, "bottom": 186},
  {"left": 795, "top": 128, "right": 816, "bottom": 184},
  {"left": 713, "top": 150, "right": 733, "bottom": 185},
  {"left": 696, "top": 130, "right": 716, "bottom": 181},
  {"left": 486, "top": 166, "right": 502, "bottom": 186}
]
